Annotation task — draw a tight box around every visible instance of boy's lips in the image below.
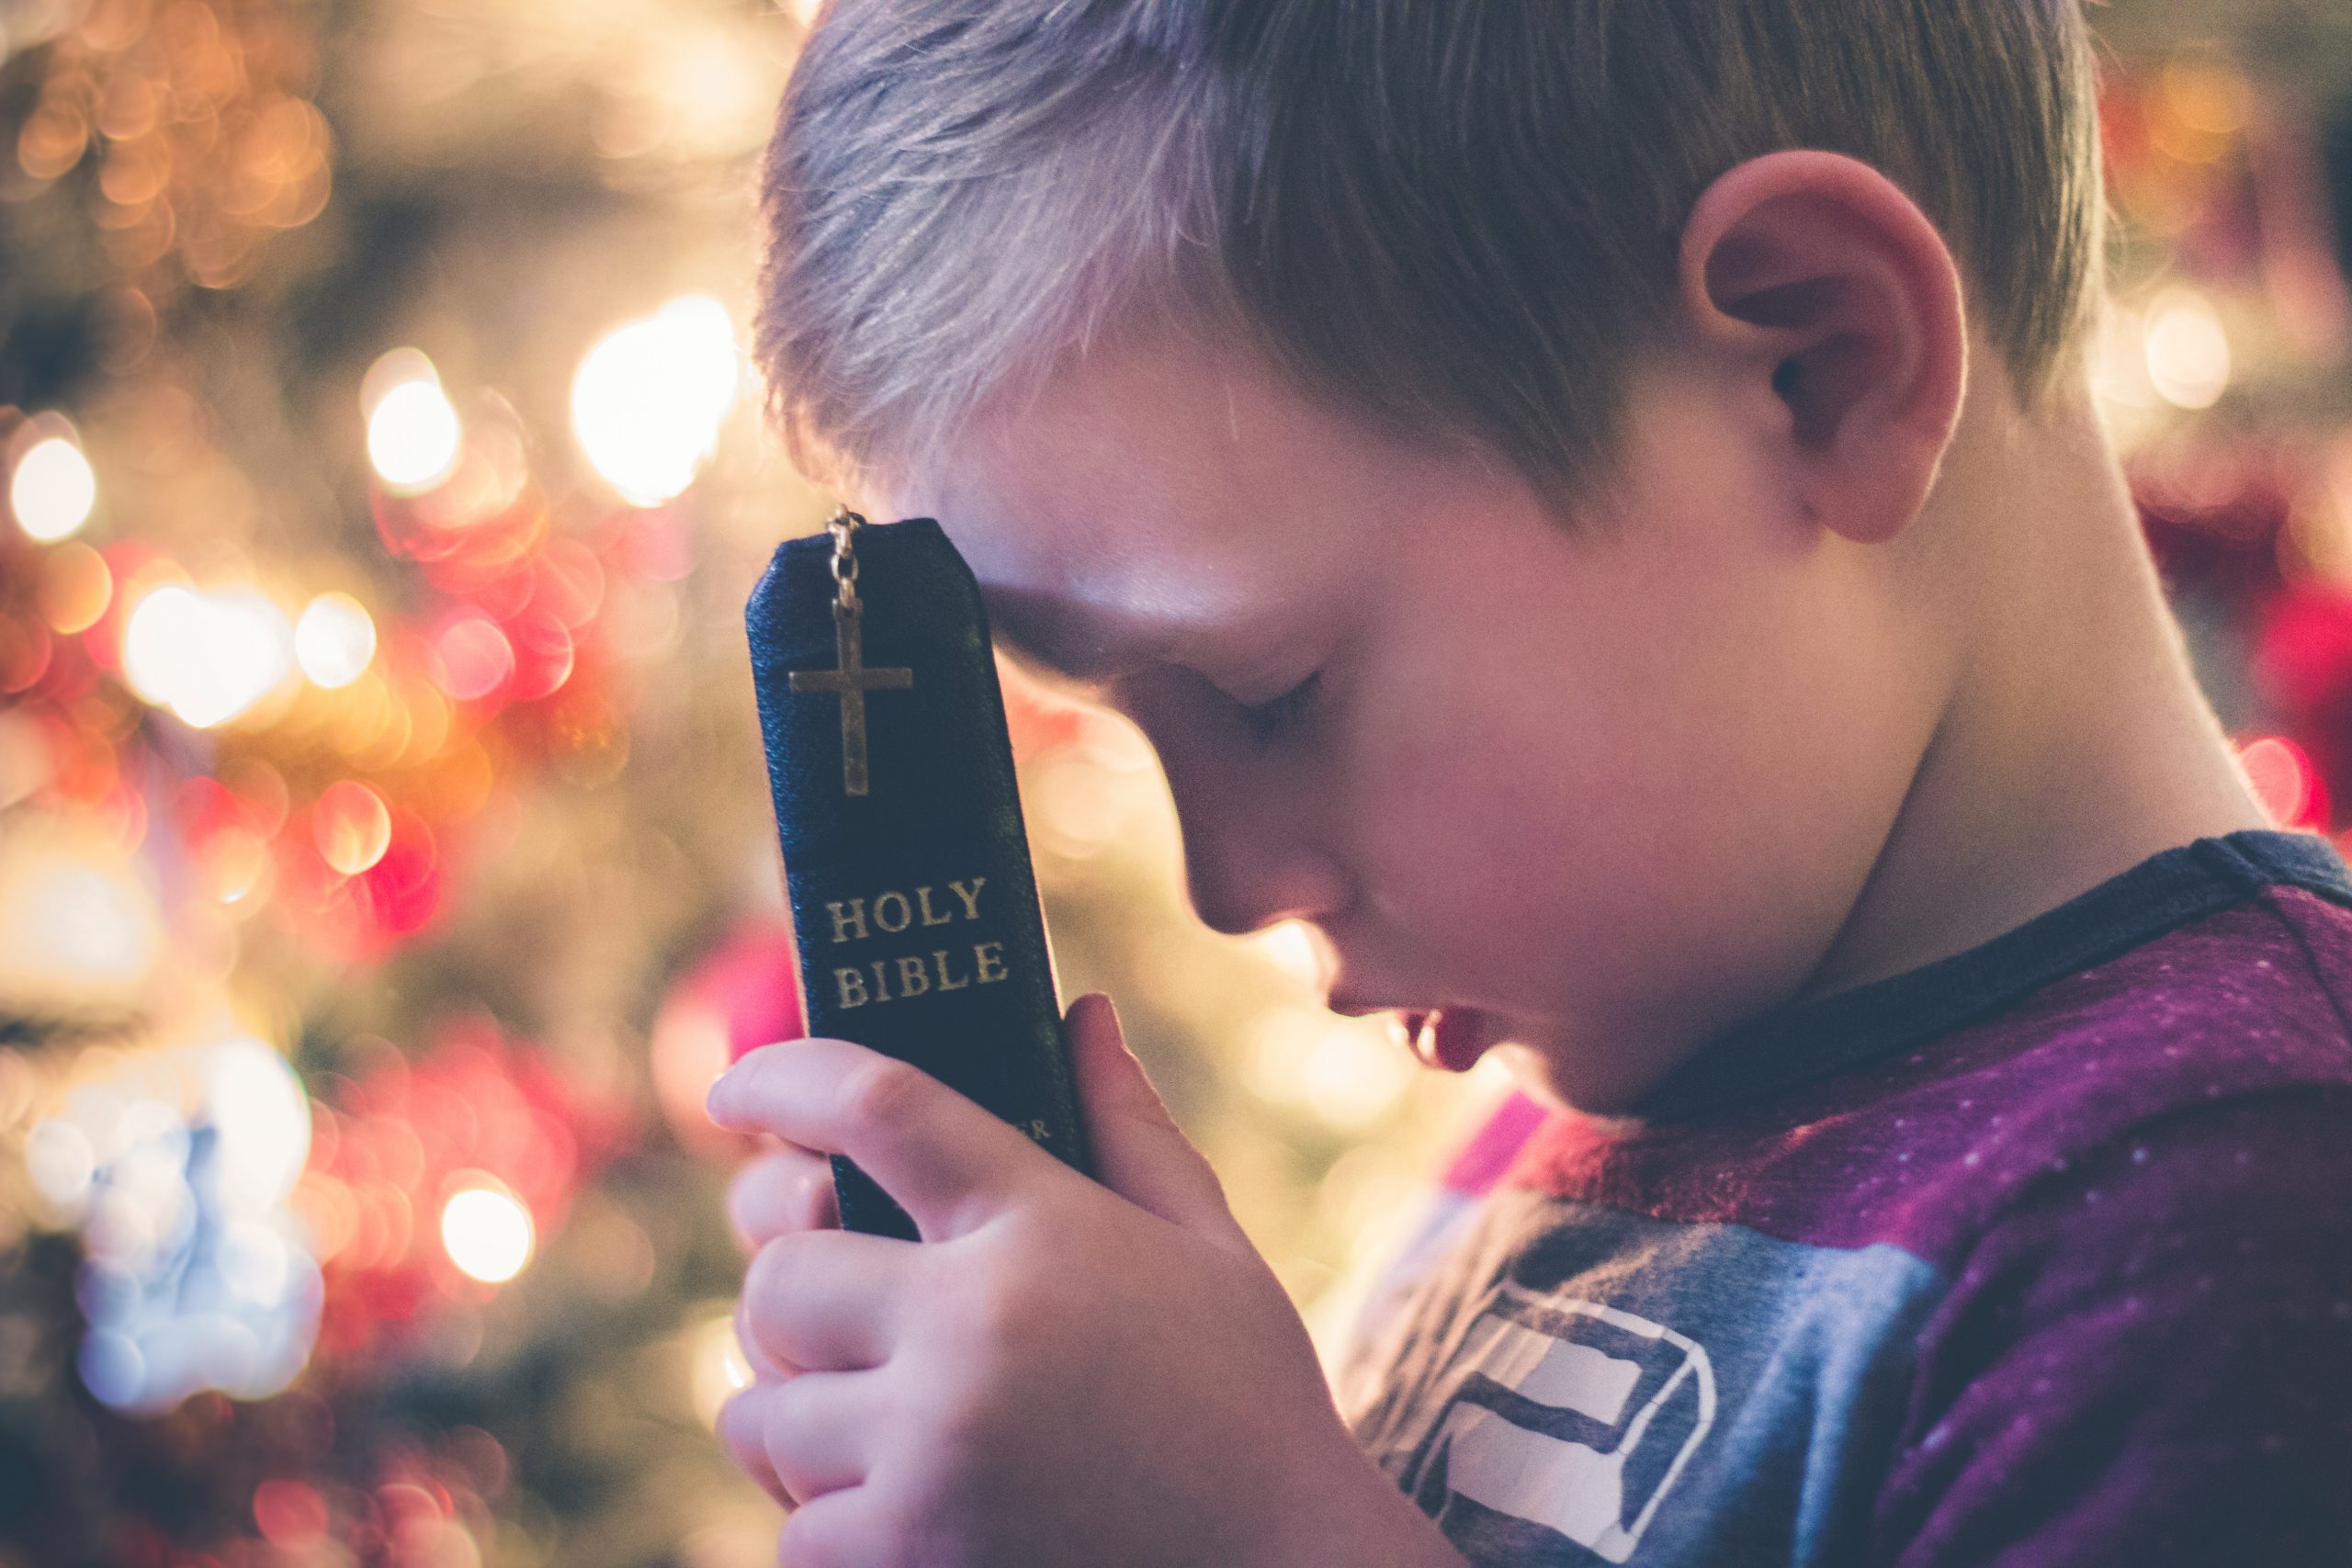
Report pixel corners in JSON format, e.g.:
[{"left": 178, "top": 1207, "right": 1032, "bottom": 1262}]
[{"left": 1339, "top": 1000, "right": 1500, "bottom": 1074}]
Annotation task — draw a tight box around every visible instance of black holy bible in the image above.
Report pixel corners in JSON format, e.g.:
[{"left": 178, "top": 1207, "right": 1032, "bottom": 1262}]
[{"left": 745, "top": 514, "right": 1091, "bottom": 1239}]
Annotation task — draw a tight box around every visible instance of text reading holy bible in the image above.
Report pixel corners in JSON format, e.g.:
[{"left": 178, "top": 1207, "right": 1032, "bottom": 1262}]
[{"left": 820, "top": 876, "right": 1012, "bottom": 1010}]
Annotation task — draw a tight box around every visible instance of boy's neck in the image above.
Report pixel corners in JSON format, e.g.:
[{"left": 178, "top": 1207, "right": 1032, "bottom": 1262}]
[{"left": 1790, "top": 374, "right": 2274, "bottom": 1006}]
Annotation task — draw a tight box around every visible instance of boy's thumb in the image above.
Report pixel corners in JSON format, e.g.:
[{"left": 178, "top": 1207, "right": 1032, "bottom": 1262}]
[{"left": 1064, "top": 992, "right": 1247, "bottom": 1247}]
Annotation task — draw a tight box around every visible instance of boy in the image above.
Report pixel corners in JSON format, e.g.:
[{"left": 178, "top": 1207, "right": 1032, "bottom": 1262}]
[{"left": 707, "top": 2, "right": 2352, "bottom": 1562}]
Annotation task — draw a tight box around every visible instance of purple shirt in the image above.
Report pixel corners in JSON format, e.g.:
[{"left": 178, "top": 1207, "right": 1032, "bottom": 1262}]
[{"left": 1338, "top": 829, "right": 2352, "bottom": 1565}]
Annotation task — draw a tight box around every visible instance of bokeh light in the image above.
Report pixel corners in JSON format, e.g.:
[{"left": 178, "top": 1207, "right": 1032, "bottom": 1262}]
[
  {"left": 571, "top": 294, "right": 739, "bottom": 506},
  {"left": 39, "top": 541, "right": 113, "bottom": 634},
  {"left": 1245, "top": 1008, "right": 1418, "bottom": 1132},
  {"left": 314, "top": 781, "right": 392, "bottom": 875},
  {"left": 295, "top": 592, "right": 377, "bottom": 689},
  {"left": 2241, "top": 734, "right": 2325, "bottom": 829},
  {"left": 364, "top": 351, "right": 464, "bottom": 494},
  {"left": 430, "top": 610, "right": 515, "bottom": 702},
  {"left": 38, "top": 1035, "right": 322, "bottom": 1415},
  {"left": 690, "top": 1310, "right": 754, "bottom": 1428},
  {"left": 441, "top": 1183, "right": 534, "bottom": 1284},
  {"left": 10, "top": 428, "right": 98, "bottom": 542},
  {"left": 2144, "top": 287, "right": 2233, "bottom": 410},
  {"left": 204, "top": 1039, "right": 313, "bottom": 1214},
  {"left": 0, "top": 842, "right": 162, "bottom": 996},
  {"left": 1253, "top": 919, "right": 1337, "bottom": 991},
  {"left": 121, "top": 583, "right": 295, "bottom": 728}
]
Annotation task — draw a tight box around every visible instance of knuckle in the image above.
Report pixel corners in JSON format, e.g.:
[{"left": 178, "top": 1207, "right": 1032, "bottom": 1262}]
[
  {"left": 729, "top": 1150, "right": 833, "bottom": 1244},
  {"left": 938, "top": 1244, "right": 1048, "bottom": 1363},
  {"left": 774, "top": 1509, "right": 845, "bottom": 1568},
  {"left": 723, "top": 1161, "right": 771, "bottom": 1241},
  {"left": 842, "top": 1055, "right": 930, "bottom": 1133},
  {"left": 745, "top": 1230, "right": 822, "bottom": 1303}
]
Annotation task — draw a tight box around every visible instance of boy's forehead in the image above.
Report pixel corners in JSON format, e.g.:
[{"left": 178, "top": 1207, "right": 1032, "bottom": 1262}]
[
  {"left": 933, "top": 489, "right": 1265, "bottom": 682},
  {"left": 878, "top": 322, "right": 1431, "bottom": 679}
]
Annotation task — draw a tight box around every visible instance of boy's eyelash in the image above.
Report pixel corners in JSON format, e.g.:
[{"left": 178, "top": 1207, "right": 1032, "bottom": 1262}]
[{"left": 1236, "top": 671, "right": 1323, "bottom": 741}]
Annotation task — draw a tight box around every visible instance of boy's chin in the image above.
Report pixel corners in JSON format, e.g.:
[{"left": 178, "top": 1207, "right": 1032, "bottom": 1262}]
[{"left": 1490, "top": 1032, "right": 1679, "bottom": 1122}]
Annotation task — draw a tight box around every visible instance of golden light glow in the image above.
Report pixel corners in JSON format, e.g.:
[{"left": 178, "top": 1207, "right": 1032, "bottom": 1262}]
[
  {"left": 198, "top": 826, "right": 272, "bottom": 905},
  {"left": 690, "top": 1311, "right": 755, "bottom": 1428},
  {"left": 121, "top": 583, "right": 295, "bottom": 729},
  {"left": 2144, "top": 288, "right": 2232, "bottom": 411},
  {"left": 430, "top": 613, "right": 514, "bottom": 702},
  {"left": 571, "top": 295, "right": 739, "bottom": 507},
  {"left": 0, "top": 845, "right": 162, "bottom": 994},
  {"left": 313, "top": 780, "right": 391, "bottom": 875},
  {"left": 1252, "top": 919, "right": 1336, "bottom": 991},
  {"left": 440, "top": 1184, "right": 534, "bottom": 1284},
  {"left": 1245, "top": 1008, "right": 1415, "bottom": 1131},
  {"left": 364, "top": 351, "right": 464, "bottom": 494},
  {"left": 294, "top": 592, "right": 377, "bottom": 689},
  {"left": 10, "top": 432, "right": 97, "bottom": 542},
  {"left": 39, "top": 542, "right": 113, "bottom": 635}
]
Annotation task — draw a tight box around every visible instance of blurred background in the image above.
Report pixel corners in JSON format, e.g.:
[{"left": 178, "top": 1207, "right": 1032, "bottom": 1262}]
[{"left": 1, "top": 0, "right": 2349, "bottom": 1562}]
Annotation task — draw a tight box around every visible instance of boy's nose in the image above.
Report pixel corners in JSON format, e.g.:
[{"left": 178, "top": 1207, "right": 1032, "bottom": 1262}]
[
  {"left": 1165, "top": 766, "right": 1351, "bottom": 939},
  {"left": 1106, "top": 668, "right": 1351, "bottom": 938}
]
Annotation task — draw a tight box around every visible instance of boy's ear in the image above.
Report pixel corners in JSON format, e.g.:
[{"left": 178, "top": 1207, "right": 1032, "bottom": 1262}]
[{"left": 1677, "top": 150, "right": 1969, "bottom": 546}]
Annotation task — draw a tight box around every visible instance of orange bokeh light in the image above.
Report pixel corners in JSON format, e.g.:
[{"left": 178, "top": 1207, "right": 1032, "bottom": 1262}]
[{"left": 314, "top": 780, "right": 392, "bottom": 875}]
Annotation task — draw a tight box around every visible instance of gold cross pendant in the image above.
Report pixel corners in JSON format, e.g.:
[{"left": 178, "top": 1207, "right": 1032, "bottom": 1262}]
[{"left": 789, "top": 597, "right": 913, "bottom": 796}]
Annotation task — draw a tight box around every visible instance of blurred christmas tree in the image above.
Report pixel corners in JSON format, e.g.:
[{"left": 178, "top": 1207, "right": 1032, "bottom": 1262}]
[
  {"left": 0, "top": 2, "right": 1505, "bottom": 1561},
  {"left": 0, "top": 0, "right": 2349, "bottom": 1563}
]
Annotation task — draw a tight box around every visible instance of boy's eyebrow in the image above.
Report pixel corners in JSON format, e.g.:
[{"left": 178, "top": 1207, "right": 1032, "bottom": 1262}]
[{"left": 980, "top": 588, "right": 1153, "bottom": 686}]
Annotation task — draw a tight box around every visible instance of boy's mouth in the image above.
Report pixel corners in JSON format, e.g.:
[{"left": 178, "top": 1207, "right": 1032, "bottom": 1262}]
[{"left": 1391, "top": 1008, "right": 1498, "bottom": 1074}]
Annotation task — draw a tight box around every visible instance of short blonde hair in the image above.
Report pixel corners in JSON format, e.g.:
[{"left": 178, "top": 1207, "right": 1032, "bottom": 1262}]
[{"left": 756, "top": 0, "right": 2106, "bottom": 498}]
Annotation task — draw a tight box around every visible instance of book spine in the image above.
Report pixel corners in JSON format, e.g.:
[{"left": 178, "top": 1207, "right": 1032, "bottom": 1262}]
[{"left": 746, "top": 519, "right": 1091, "bottom": 1239}]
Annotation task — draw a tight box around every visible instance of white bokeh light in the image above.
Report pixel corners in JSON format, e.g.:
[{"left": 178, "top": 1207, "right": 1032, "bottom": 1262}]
[
  {"left": 121, "top": 584, "right": 295, "bottom": 728},
  {"left": 294, "top": 591, "right": 378, "bottom": 689},
  {"left": 205, "top": 1039, "right": 312, "bottom": 1214},
  {"left": 10, "top": 433, "right": 97, "bottom": 542},
  {"left": 2143, "top": 288, "right": 2232, "bottom": 411},
  {"left": 0, "top": 849, "right": 162, "bottom": 994},
  {"left": 442, "top": 1185, "right": 535, "bottom": 1283},
  {"left": 365, "top": 354, "right": 464, "bottom": 493},
  {"left": 571, "top": 294, "right": 740, "bottom": 506}
]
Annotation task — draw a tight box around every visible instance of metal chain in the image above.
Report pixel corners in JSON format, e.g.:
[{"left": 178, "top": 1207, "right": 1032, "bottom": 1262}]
[{"left": 825, "top": 505, "right": 867, "bottom": 615}]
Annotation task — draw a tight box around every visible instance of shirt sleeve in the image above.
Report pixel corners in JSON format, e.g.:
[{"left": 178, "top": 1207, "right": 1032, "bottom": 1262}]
[{"left": 1868, "top": 1086, "right": 2352, "bottom": 1567}]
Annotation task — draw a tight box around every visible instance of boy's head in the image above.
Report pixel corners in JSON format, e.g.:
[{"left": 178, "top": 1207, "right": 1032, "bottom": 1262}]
[
  {"left": 757, "top": 0, "right": 2102, "bottom": 500},
  {"left": 754, "top": 2, "right": 2116, "bottom": 1111}
]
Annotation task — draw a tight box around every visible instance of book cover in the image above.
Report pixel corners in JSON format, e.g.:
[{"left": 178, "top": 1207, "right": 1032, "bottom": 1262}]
[{"left": 745, "top": 515, "right": 1091, "bottom": 1238}]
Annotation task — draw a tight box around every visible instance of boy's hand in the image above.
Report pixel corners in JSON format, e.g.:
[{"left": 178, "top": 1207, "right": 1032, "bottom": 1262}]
[{"left": 707, "top": 992, "right": 1468, "bottom": 1568}]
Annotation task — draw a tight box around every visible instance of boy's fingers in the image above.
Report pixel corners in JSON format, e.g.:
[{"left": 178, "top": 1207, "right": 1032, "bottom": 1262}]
[
  {"left": 776, "top": 1483, "right": 894, "bottom": 1567},
  {"left": 709, "top": 1039, "right": 1054, "bottom": 1239},
  {"left": 715, "top": 1383, "right": 793, "bottom": 1506},
  {"left": 736, "top": 1293, "right": 794, "bottom": 1381},
  {"left": 742, "top": 1228, "right": 912, "bottom": 1373},
  {"left": 727, "top": 1145, "right": 839, "bottom": 1250},
  {"left": 742, "top": 1370, "right": 879, "bottom": 1506}
]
